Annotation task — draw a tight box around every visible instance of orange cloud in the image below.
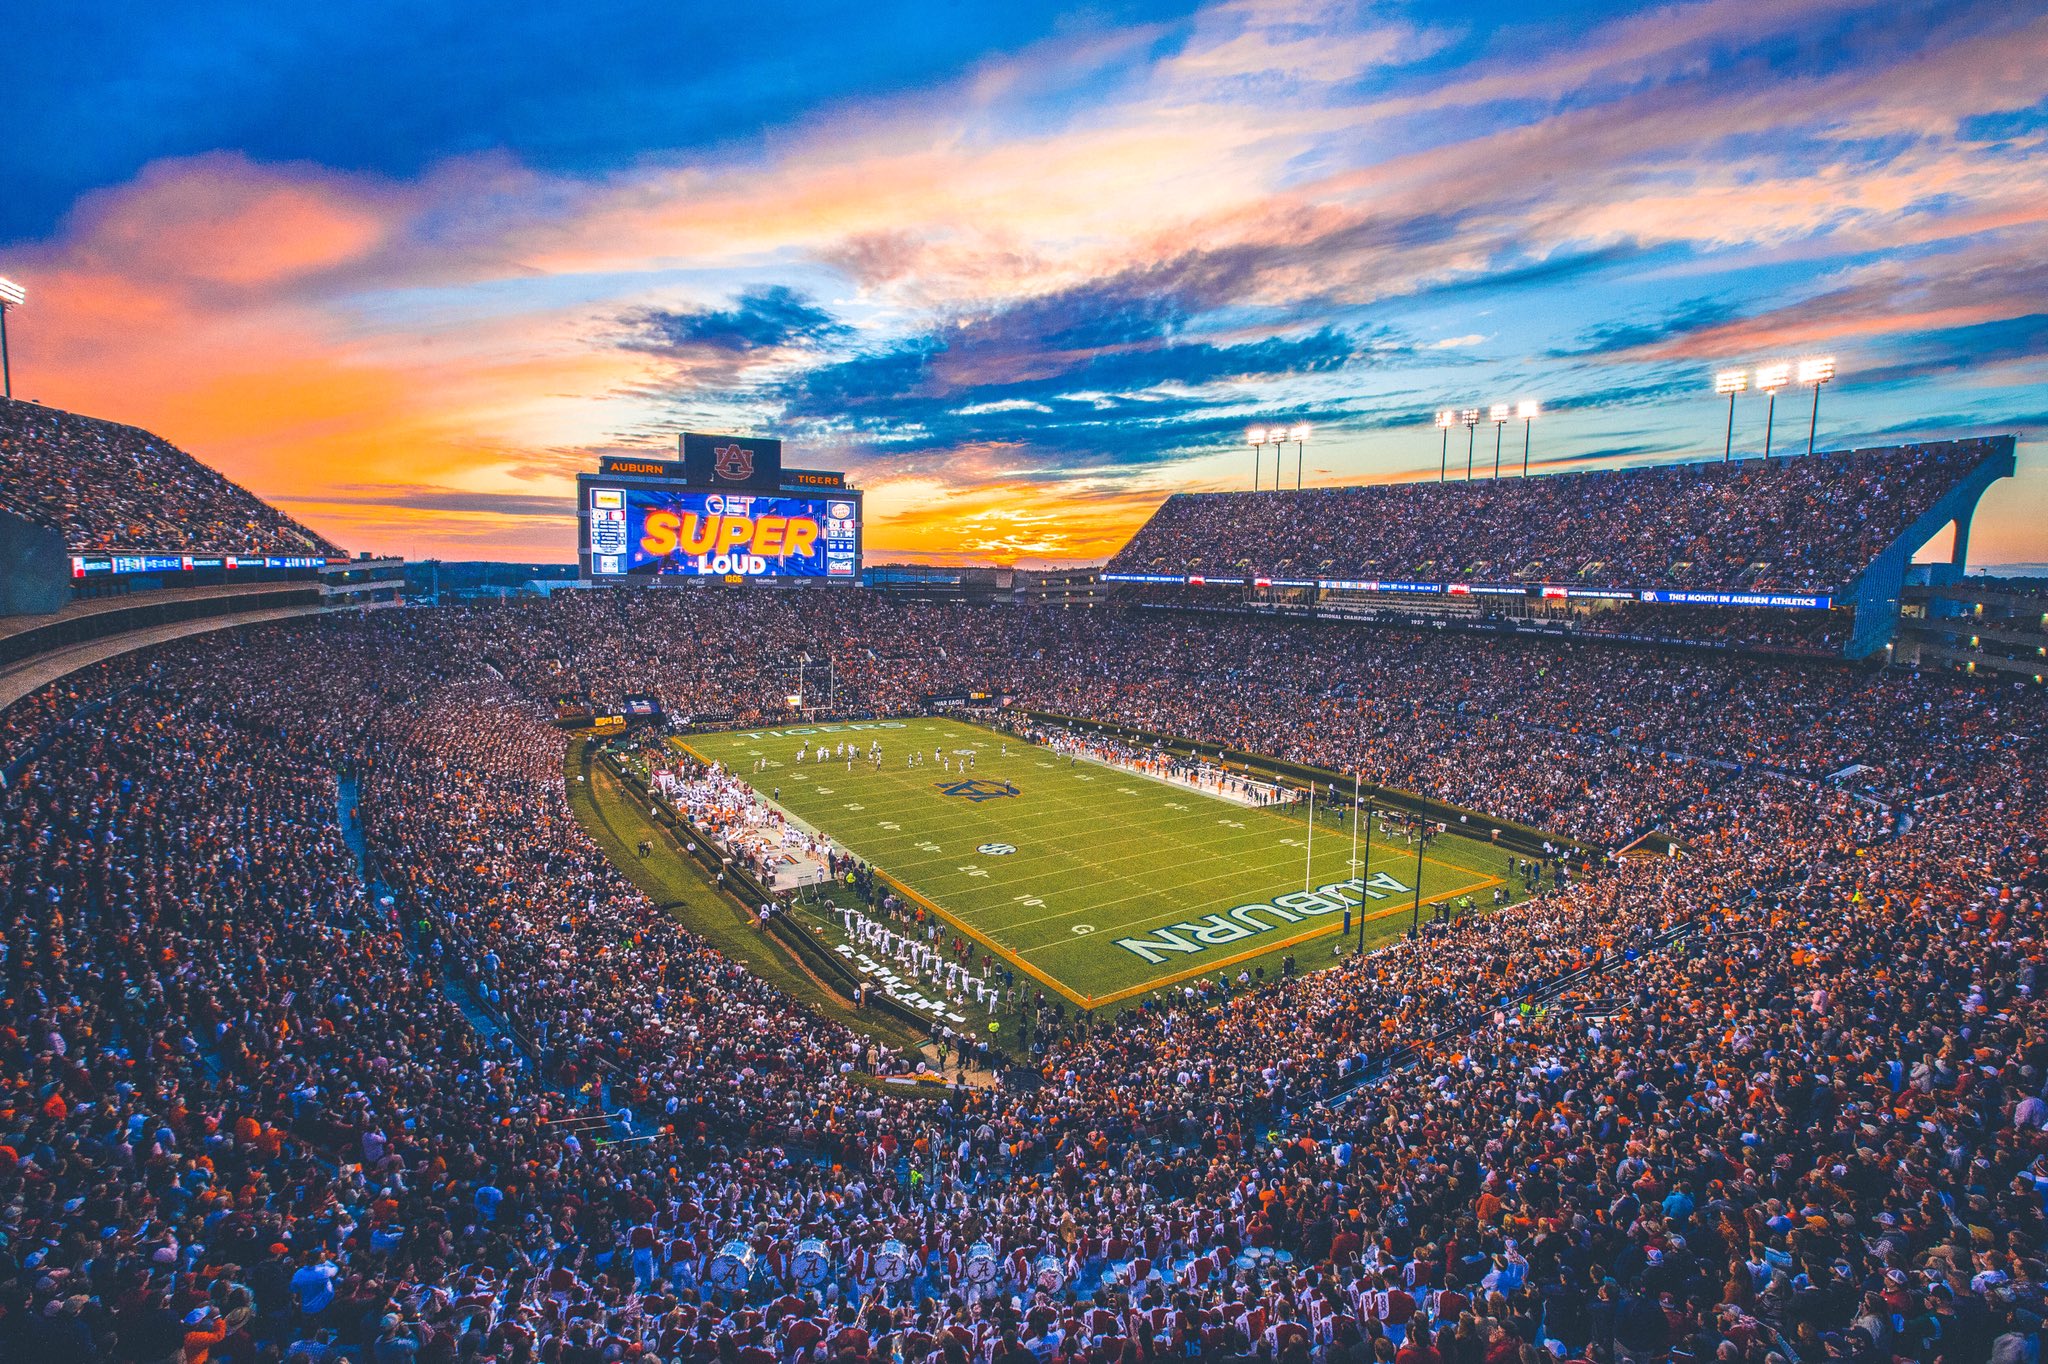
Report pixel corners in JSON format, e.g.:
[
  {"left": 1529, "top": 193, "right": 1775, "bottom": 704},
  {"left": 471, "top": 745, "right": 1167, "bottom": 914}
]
[
  {"left": 53, "top": 153, "right": 396, "bottom": 292},
  {"left": 9, "top": 155, "right": 667, "bottom": 554}
]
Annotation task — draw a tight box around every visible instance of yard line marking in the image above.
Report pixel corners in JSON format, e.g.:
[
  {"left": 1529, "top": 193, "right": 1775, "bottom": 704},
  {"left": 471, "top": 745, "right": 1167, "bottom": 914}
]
[{"left": 676, "top": 717, "right": 1524, "bottom": 1004}]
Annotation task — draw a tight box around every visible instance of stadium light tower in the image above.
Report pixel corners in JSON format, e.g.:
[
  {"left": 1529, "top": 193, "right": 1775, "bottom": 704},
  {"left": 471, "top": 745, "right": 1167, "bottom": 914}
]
[
  {"left": 1756, "top": 362, "right": 1791, "bottom": 459},
  {"left": 0, "top": 277, "right": 23, "bottom": 401},
  {"left": 1462, "top": 409, "right": 1480, "bottom": 479},
  {"left": 1798, "top": 356, "right": 1836, "bottom": 458},
  {"left": 1247, "top": 426, "right": 1267, "bottom": 491},
  {"left": 1289, "top": 423, "right": 1311, "bottom": 490},
  {"left": 1489, "top": 403, "right": 1510, "bottom": 479},
  {"left": 1714, "top": 369, "right": 1748, "bottom": 462},
  {"left": 1435, "top": 410, "right": 1455, "bottom": 482},
  {"left": 1517, "top": 400, "right": 1540, "bottom": 476}
]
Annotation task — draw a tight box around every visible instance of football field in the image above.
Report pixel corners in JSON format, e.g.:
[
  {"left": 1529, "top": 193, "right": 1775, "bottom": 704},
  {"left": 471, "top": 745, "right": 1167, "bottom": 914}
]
[{"left": 678, "top": 717, "right": 1515, "bottom": 1008}]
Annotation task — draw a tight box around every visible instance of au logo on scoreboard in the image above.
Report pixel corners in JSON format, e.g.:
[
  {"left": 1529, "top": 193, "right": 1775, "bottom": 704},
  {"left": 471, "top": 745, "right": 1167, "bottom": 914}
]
[{"left": 937, "top": 779, "right": 1020, "bottom": 803}]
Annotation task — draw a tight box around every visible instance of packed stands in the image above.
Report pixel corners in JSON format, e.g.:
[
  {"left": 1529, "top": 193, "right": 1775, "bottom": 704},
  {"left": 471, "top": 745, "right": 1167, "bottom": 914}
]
[
  {"left": 0, "top": 391, "right": 2038, "bottom": 1364},
  {"left": 1107, "top": 441, "right": 2001, "bottom": 593},
  {"left": 0, "top": 582, "right": 2043, "bottom": 1364},
  {"left": 0, "top": 397, "right": 342, "bottom": 555}
]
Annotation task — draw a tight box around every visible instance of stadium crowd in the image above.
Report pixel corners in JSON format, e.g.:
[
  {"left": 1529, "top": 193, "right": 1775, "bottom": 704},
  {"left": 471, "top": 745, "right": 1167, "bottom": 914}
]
[
  {"left": 435, "top": 593, "right": 1948, "bottom": 847},
  {"left": 1106, "top": 442, "right": 1997, "bottom": 593},
  {"left": 0, "top": 398, "right": 341, "bottom": 556},
  {"left": 0, "top": 582, "right": 2041, "bottom": 1364}
]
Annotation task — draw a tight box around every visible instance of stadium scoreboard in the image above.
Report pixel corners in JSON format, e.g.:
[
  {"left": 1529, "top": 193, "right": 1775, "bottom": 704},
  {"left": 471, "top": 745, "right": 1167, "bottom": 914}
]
[{"left": 577, "top": 432, "right": 860, "bottom": 585}]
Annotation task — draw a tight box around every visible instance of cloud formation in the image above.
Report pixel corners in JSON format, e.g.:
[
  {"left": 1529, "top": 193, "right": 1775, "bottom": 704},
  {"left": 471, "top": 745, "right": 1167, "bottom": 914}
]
[
  {"left": 1, "top": 0, "right": 2045, "bottom": 565},
  {"left": 621, "top": 287, "right": 848, "bottom": 355}
]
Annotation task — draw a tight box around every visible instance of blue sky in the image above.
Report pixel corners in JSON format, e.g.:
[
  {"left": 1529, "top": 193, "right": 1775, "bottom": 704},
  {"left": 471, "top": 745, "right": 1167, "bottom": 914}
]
[{"left": 3, "top": 0, "right": 2045, "bottom": 564}]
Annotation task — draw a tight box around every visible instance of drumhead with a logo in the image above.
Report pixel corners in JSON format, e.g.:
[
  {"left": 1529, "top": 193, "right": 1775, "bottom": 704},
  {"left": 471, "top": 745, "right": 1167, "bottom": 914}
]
[
  {"left": 873, "top": 1239, "right": 914, "bottom": 1284},
  {"left": 792, "top": 1238, "right": 833, "bottom": 1287},
  {"left": 707, "top": 1241, "right": 756, "bottom": 1292}
]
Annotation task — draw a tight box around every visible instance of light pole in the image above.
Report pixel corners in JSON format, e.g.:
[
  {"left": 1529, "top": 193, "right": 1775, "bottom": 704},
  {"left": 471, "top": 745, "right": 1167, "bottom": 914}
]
[
  {"left": 1714, "top": 369, "right": 1748, "bottom": 461},
  {"left": 0, "top": 278, "right": 23, "bottom": 401},
  {"left": 1247, "top": 427, "right": 1266, "bottom": 491},
  {"left": 1462, "top": 409, "right": 1480, "bottom": 479},
  {"left": 1410, "top": 819, "right": 1426, "bottom": 938},
  {"left": 1756, "top": 362, "right": 1790, "bottom": 459},
  {"left": 1289, "top": 423, "right": 1311, "bottom": 490},
  {"left": 1435, "top": 410, "right": 1454, "bottom": 481},
  {"left": 1490, "top": 403, "right": 1509, "bottom": 479},
  {"left": 1354, "top": 778, "right": 1374, "bottom": 955},
  {"left": 1798, "top": 356, "right": 1836, "bottom": 457},
  {"left": 1517, "top": 400, "right": 1540, "bottom": 476}
]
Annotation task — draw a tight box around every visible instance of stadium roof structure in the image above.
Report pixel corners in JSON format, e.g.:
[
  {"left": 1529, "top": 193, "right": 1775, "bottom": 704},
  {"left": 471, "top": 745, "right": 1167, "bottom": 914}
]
[{"left": 1104, "top": 436, "right": 2016, "bottom": 657}]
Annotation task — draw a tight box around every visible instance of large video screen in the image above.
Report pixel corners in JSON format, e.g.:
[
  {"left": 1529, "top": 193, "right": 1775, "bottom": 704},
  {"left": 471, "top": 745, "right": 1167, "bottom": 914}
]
[{"left": 582, "top": 483, "right": 859, "bottom": 580}]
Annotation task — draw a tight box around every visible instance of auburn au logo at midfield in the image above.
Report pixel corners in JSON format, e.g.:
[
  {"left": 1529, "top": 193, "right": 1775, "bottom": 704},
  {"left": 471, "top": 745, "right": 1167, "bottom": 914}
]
[
  {"left": 937, "top": 779, "right": 1019, "bottom": 802},
  {"left": 713, "top": 442, "right": 755, "bottom": 480}
]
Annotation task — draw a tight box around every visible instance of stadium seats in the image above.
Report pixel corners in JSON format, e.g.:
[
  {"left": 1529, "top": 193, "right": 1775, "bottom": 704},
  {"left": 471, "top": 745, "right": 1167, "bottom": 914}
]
[
  {"left": 0, "top": 588, "right": 2041, "bottom": 1364},
  {"left": 0, "top": 397, "right": 341, "bottom": 556},
  {"left": 0, "top": 411, "right": 2042, "bottom": 1364},
  {"left": 1107, "top": 442, "right": 2000, "bottom": 593}
]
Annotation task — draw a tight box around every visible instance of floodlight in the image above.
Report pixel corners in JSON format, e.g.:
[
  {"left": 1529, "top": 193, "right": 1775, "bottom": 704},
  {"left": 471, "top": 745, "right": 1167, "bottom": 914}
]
[
  {"left": 1797, "top": 356, "right": 1836, "bottom": 385},
  {"left": 1289, "top": 423, "right": 1312, "bottom": 442},
  {"left": 1435, "top": 410, "right": 1455, "bottom": 428},
  {"left": 1247, "top": 427, "right": 1267, "bottom": 445},
  {"left": 1715, "top": 369, "right": 1747, "bottom": 395},
  {"left": 1461, "top": 409, "right": 1480, "bottom": 426},
  {"left": 0, "top": 277, "right": 20, "bottom": 398},
  {"left": 1489, "top": 403, "right": 1510, "bottom": 423},
  {"left": 1755, "top": 362, "right": 1790, "bottom": 391},
  {"left": 1517, "top": 400, "right": 1539, "bottom": 420},
  {"left": 1799, "top": 357, "right": 1837, "bottom": 457}
]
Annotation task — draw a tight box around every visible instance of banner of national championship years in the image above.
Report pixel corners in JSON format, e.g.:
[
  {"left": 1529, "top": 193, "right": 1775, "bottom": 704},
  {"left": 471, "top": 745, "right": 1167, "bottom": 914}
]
[{"left": 582, "top": 480, "right": 860, "bottom": 580}]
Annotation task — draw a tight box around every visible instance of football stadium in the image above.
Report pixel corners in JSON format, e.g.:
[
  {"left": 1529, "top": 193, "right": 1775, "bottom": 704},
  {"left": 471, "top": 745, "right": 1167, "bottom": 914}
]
[{"left": 2, "top": 7, "right": 2047, "bottom": 1364}]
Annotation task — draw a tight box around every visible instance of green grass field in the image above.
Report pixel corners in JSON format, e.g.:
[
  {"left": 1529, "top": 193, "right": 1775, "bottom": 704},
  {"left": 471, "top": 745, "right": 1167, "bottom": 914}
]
[{"left": 677, "top": 717, "right": 1517, "bottom": 1008}]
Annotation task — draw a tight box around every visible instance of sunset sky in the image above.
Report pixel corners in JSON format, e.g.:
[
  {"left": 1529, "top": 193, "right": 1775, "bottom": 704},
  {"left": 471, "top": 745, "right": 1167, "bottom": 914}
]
[{"left": 5, "top": 0, "right": 2046, "bottom": 567}]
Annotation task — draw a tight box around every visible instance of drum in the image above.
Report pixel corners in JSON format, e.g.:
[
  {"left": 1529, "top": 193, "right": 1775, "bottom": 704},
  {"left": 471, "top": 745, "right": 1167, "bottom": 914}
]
[
  {"left": 1032, "top": 1254, "right": 1066, "bottom": 1294},
  {"left": 873, "top": 1238, "right": 914, "bottom": 1284},
  {"left": 706, "top": 1241, "right": 756, "bottom": 1293},
  {"left": 964, "top": 1242, "right": 1001, "bottom": 1285},
  {"left": 791, "top": 1238, "right": 833, "bottom": 1288}
]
